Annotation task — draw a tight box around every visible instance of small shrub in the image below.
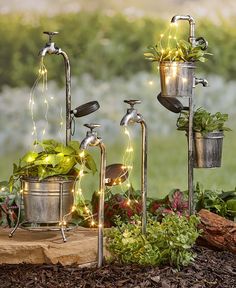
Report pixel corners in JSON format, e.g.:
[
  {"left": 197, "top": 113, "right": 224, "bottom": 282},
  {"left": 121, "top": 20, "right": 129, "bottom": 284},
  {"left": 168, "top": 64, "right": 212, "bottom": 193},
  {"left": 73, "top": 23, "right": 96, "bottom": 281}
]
[{"left": 106, "top": 214, "right": 201, "bottom": 269}]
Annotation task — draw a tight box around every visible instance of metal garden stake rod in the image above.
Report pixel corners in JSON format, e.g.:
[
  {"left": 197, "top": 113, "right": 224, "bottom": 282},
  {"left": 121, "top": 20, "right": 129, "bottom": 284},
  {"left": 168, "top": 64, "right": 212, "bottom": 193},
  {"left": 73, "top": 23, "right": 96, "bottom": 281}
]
[
  {"left": 170, "top": 15, "right": 208, "bottom": 214},
  {"left": 80, "top": 124, "right": 106, "bottom": 268},
  {"left": 39, "top": 31, "right": 72, "bottom": 145},
  {"left": 120, "top": 100, "right": 148, "bottom": 234}
]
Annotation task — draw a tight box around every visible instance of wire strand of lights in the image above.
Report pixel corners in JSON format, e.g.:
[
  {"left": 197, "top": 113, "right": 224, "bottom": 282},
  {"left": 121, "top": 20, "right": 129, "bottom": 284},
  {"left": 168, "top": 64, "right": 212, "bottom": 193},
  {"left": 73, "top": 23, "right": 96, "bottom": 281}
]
[
  {"left": 64, "top": 153, "right": 96, "bottom": 227},
  {"left": 29, "top": 58, "right": 49, "bottom": 148}
]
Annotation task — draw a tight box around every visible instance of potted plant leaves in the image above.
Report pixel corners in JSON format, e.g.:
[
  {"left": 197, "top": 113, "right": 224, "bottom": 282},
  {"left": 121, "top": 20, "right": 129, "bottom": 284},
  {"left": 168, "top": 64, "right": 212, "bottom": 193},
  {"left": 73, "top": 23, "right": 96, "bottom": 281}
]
[
  {"left": 8, "top": 139, "right": 96, "bottom": 225},
  {"left": 144, "top": 39, "right": 211, "bottom": 97},
  {"left": 176, "top": 107, "right": 231, "bottom": 168}
]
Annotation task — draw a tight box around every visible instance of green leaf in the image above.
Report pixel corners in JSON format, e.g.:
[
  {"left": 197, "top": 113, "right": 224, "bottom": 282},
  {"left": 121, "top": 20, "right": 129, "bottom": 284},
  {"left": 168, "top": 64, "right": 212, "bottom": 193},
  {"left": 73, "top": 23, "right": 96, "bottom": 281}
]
[
  {"left": 34, "top": 154, "right": 62, "bottom": 167},
  {"left": 55, "top": 144, "right": 75, "bottom": 155},
  {"left": 85, "top": 154, "right": 97, "bottom": 174},
  {"left": 68, "top": 140, "right": 81, "bottom": 153},
  {"left": 21, "top": 151, "right": 38, "bottom": 164}
]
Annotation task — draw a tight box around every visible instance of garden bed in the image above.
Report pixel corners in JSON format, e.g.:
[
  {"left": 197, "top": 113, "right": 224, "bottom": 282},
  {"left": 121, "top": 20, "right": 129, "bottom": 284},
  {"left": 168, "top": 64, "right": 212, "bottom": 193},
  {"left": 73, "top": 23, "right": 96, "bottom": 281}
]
[{"left": 0, "top": 246, "right": 235, "bottom": 288}]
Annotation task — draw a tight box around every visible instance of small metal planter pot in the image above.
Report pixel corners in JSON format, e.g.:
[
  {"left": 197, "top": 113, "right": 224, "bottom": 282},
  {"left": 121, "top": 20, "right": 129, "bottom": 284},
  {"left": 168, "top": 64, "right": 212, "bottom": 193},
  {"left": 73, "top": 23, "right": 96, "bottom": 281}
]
[
  {"left": 193, "top": 131, "right": 224, "bottom": 168},
  {"left": 160, "top": 61, "right": 195, "bottom": 97},
  {"left": 21, "top": 176, "right": 75, "bottom": 224}
]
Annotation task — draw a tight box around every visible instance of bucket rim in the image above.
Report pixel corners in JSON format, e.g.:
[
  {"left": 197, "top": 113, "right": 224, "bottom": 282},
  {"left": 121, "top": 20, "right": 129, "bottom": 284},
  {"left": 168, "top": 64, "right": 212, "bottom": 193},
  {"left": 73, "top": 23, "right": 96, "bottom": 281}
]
[
  {"left": 21, "top": 175, "right": 76, "bottom": 183},
  {"left": 193, "top": 131, "right": 224, "bottom": 139},
  {"left": 160, "top": 61, "right": 196, "bottom": 68}
]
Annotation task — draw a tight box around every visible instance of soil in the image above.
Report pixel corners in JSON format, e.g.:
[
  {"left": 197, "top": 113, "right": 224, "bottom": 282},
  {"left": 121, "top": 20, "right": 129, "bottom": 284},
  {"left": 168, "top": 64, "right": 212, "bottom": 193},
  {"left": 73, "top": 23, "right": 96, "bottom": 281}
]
[{"left": 0, "top": 246, "right": 235, "bottom": 288}]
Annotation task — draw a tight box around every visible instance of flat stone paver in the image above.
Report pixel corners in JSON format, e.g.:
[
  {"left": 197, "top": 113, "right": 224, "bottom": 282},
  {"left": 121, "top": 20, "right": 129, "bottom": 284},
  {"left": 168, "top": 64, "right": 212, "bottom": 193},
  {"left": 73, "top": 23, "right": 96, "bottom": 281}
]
[{"left": 0, "top": 227, "right": 98, "bottom": 266}]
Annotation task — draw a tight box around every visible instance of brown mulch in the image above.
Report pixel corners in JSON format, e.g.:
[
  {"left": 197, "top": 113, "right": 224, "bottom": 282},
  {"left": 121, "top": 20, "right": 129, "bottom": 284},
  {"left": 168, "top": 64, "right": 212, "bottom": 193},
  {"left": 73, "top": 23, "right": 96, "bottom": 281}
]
[{"left": 0, "top": 246, "right": 235, "bottom": 288}]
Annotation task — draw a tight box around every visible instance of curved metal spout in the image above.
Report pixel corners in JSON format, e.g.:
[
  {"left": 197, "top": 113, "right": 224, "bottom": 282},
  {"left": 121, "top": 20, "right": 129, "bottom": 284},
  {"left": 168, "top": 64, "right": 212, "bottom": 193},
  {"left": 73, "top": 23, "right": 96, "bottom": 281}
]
[
  {"left": 195, "top": 78, "right": 208, "bottom": 87},
  {"left": 171, "top": 15, "right": 196, "bottom": 46}
]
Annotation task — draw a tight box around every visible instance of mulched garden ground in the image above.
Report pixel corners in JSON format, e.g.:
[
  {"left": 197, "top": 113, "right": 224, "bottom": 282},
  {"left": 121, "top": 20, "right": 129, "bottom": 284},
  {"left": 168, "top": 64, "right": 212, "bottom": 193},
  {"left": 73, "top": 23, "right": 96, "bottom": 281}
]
[{"left": 0, "top": 246, "right": 235, "bottom": 288}]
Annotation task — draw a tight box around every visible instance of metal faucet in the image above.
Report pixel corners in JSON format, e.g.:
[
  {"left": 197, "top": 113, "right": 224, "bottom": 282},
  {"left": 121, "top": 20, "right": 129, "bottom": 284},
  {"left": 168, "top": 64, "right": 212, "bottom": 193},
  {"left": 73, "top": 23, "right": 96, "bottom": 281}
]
[
  {"left": 120, "top": 100, "right": 147, "bottom": 234},
  {"left": 80, "top": 124, "right": 106, "bottom": 268},
  {"left": 39, "top": 31, "right": 72, "bottom": 145},
  {"left": 171, "top": 15, "right": 208, "bottom": 50}
]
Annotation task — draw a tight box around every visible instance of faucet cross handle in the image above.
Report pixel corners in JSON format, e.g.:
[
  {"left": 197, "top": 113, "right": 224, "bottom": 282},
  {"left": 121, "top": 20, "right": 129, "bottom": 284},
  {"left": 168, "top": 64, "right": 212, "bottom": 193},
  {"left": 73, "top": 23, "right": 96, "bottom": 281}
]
[
  {"left": 43, "top": 31, "right": 59, "bottom": 43},
  {"left": 84, "top": 123, "right": 101, "bottom": 132},
  {"left": 124, "top": 99, "right": 141, "bottom": 108}
]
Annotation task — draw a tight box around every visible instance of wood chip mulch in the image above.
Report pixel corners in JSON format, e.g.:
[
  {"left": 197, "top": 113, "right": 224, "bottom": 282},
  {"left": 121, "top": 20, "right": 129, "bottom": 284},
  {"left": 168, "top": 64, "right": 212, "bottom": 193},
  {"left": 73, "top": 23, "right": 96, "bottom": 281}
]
[{"left": 0, "top": 246, "right": 235, "bottom": 288}]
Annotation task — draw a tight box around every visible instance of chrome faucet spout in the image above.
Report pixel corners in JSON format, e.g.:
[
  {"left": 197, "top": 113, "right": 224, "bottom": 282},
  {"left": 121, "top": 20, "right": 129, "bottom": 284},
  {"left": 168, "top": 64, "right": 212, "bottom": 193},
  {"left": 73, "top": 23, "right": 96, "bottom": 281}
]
[
  {"left": 39, "top": 42, "right": 60, "bottom": 57},
  {"left": 120, "top": 109, "right": 140, "bottom": 126},
  {"left": 80, "top": 135, "right": 97, "bottom": 150},
  {"left": 80, "top": 124, "right": 101, "bottom": 150}
]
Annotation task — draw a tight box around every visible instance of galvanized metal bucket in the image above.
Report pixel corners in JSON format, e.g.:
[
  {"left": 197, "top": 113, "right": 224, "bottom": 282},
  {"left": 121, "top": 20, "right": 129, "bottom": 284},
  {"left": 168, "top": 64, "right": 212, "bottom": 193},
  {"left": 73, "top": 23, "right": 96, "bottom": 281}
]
[
  {"left": 21, "top": 176, "right": 75, "bottom": 223},
  {"left": 160, "top": 62, "right": 195, "bottom": 97},
  {"left": 193, "top": 131, "right": 224, "bottom": 168}
]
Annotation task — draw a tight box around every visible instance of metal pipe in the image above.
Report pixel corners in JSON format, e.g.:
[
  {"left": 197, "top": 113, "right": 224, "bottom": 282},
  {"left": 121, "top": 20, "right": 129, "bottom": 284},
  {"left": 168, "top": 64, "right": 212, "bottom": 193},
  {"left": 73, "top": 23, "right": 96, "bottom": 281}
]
[
  {"left": 188, "top": 95, "right": 194, "bottom": 215},
  {"left": 79, "top": 124, "right": 106, "bottom": 267},
  {"left": 140, "top": 120, "right": 147, "bottom": 234},
  {"left": 39, "top": 32, "right": 71, "bottom": 145},
  {"left": 59, "top": 182, "right": 67, "bottom": 242},
  {"left": 171, "top": 15, "right": 196, "bottom": 46},
  {"left": 120, "top": 100, "right": 147, "bottom": 234},
  {"left": 98, "top": 142, "right": 106, "bottom": 268},
  {"left": 59, "top": 50, "right": 71, "bottom": 145}
]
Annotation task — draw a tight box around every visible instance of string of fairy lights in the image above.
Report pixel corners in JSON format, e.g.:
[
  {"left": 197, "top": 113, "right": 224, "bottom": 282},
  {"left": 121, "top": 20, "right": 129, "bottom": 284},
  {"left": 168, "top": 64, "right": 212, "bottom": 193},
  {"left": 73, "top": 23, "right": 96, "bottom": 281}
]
[{"left": 29, "top": 58, "right": 66, "bottom": 147}]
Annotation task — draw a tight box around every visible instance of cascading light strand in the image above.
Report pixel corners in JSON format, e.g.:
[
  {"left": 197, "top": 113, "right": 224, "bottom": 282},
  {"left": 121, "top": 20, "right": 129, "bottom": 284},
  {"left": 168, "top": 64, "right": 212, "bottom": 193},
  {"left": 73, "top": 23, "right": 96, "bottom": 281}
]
[
  {"left": 121, "top": 126, "right": 134, "bottom": 194},
  {"left": 29, "top": 58, "right": 49, "bottom": 147},
  {"left": 69, "top": 156, "right": 96, "bottom": 227}
]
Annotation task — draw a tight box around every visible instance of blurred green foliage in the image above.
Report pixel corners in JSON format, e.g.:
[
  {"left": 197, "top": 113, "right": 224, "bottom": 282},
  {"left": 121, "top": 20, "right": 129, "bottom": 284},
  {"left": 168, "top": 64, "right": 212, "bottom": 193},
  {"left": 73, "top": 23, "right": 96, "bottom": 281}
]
[{"left": 0, "top": 12, "right": 236, "bottom": 90}]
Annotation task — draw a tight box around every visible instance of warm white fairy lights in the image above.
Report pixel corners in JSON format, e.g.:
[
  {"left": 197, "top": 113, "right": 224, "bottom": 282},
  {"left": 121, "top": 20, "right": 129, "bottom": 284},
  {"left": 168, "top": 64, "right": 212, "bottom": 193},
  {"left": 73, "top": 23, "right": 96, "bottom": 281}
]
[
  {"left": 29, "top": 58, "right": 49, "bottom": 145},
  {"left": 68, "top": 157, "right": 96, "bottom": 227}
]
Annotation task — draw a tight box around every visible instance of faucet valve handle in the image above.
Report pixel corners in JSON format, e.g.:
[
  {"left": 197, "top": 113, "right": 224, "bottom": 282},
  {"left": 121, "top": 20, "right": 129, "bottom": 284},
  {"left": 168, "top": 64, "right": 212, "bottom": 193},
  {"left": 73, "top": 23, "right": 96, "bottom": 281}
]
[
  {"left": 84, "top": 123, "right": 101, "bottom": 132},
  {"left": 124, "top": 99, "right": 141, "bottom": 108},
  {"left": 43, "top": 31, "right": 59, "bottom": 43}
]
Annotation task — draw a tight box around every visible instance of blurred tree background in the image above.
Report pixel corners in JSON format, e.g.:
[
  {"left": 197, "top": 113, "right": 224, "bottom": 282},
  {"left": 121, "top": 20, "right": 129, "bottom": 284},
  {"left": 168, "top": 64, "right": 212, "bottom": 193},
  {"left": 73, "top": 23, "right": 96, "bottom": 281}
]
[{"left": 0, "top": 0, "right": 236, "bottom": 197}]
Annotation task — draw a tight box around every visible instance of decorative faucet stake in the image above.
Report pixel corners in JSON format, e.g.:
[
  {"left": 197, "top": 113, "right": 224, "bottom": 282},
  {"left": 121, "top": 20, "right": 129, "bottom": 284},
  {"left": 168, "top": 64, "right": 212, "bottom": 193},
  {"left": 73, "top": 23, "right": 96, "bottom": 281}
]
[
  {"left": 80, "top": 124, "right": 106, "bottom": 268},
  {"left": 170, "top": 16, "right": 208, "bottom": 215},
  {"left": 39, "top": 31, "right": 71, "bottom": 145},
  {"left": 120, "top": 100, "right": 147, "bottom": 234}
]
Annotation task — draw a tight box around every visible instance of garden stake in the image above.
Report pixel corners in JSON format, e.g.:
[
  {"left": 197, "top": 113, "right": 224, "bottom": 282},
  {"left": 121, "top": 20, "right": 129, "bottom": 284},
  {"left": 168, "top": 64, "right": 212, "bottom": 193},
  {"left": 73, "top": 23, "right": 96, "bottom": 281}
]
[
  {"left": 120, "top": 100, "right": 147, "bottom": 234},
  {"left": 80, "top": 124, "right": 106, "bottom": 268},
  {"left": 170, "top": 15, "right": 208, "bottom": 215},
  {"left": 39, "top": 31, "right": 72, "bottom": 145}
]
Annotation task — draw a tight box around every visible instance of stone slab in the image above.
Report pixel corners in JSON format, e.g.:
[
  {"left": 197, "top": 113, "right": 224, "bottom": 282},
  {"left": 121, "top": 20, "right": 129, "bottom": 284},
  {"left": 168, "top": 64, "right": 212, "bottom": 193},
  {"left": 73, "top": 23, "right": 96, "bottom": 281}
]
[{"left": 0, "top": 227, "right": 99, "bottom": 266}]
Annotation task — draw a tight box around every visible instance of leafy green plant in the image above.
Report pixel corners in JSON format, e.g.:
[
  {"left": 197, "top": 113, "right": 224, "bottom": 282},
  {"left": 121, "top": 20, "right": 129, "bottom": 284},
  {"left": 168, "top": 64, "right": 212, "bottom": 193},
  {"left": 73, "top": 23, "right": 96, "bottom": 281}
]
[
  {"left": 8, "top": 139, "right": 97, "bottom": 191},
  {"left": 144, "top": 40, "right": 212, "bottom": 63},
  {"left": 106, "top": 214, "right": 200, "bottom": 269},
  {"left": 176, "top": 107, "right": 231, "bottom": 134},
  {"left": 195, "top": 182, "right": 236, "bottom": 220}
]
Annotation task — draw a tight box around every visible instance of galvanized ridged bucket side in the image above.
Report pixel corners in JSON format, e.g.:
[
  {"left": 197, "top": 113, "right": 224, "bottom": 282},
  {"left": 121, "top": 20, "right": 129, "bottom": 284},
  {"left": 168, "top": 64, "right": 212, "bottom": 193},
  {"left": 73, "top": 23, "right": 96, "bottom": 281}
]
[
  {"left": 21, "top": 176, "right": 75, "bottom": 223},
  {"left": 193, "top": 131, "right": 224, "bottom": 168},
  {"left": 160, "top": 62, "right": 196, "bottom": 97}
]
